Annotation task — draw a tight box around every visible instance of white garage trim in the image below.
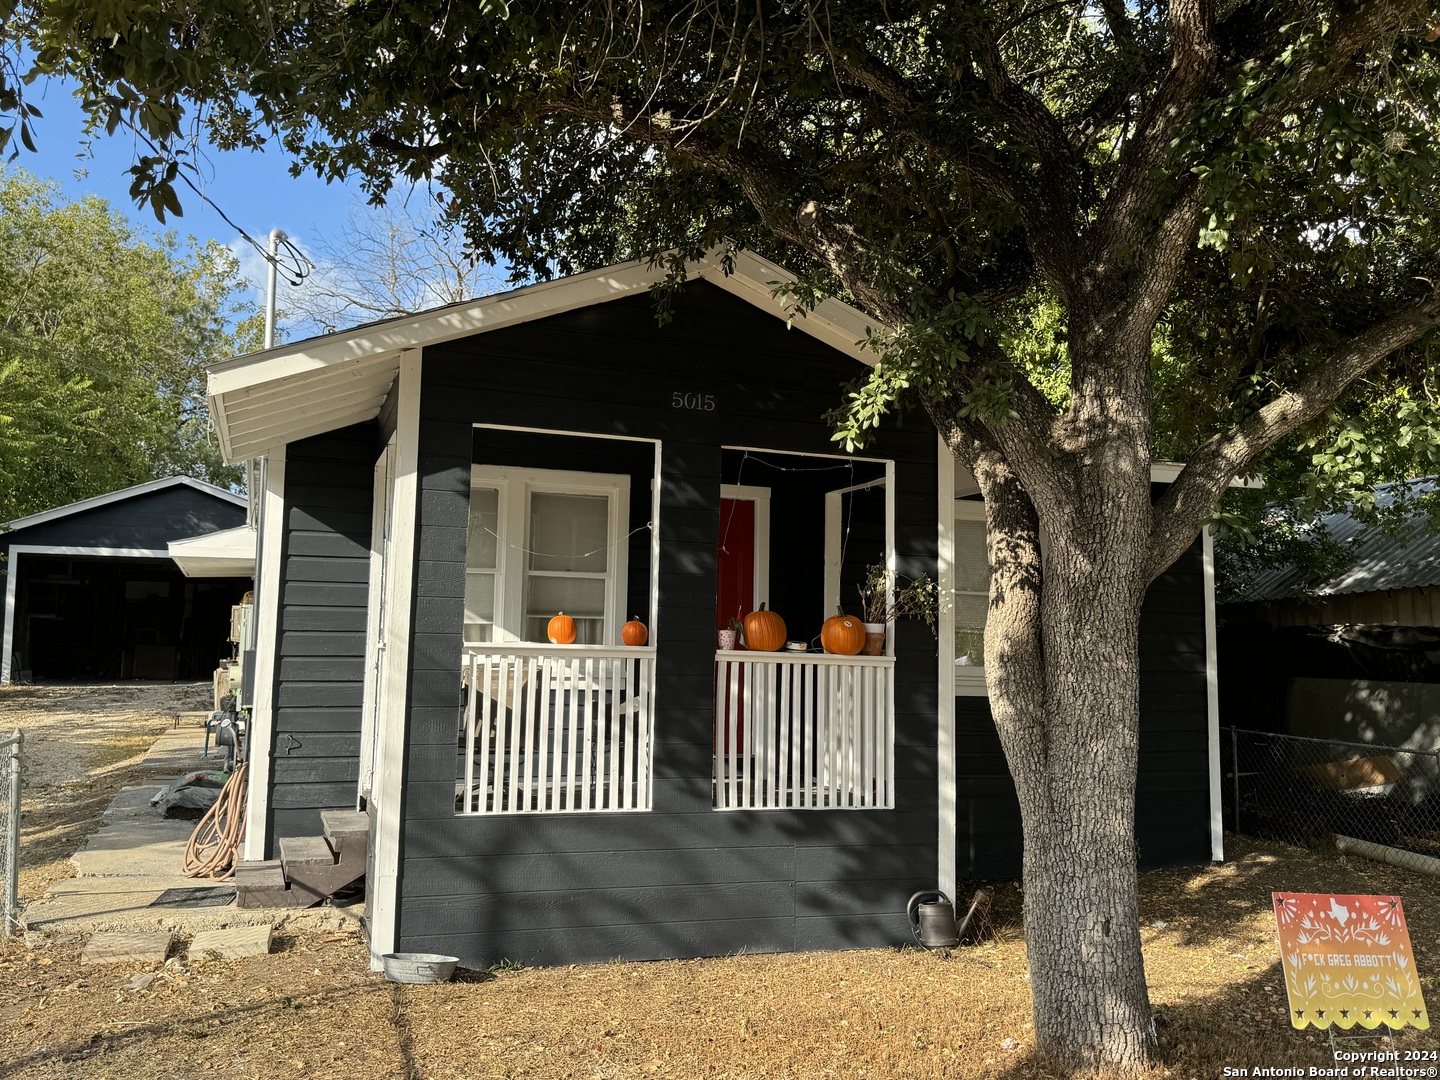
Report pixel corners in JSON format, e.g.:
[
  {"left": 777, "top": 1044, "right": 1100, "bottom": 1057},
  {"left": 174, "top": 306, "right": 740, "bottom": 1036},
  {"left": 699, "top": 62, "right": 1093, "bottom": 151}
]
[
  {"left": 1, "top": 545, "right": 172, "bottom": 685},
  {"left": 0, "top": 476, "right": 243, "bottom": 533}
]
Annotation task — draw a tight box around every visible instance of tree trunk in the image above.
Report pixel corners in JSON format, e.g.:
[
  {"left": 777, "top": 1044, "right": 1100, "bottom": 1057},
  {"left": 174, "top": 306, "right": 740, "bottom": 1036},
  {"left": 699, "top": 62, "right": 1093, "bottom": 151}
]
[
  {"left": 974, "top": 402, "right": 1158, "bottom": 1071},
  {"left": 1002, "top": 533, "right": 1155, "bottom": 1072}
]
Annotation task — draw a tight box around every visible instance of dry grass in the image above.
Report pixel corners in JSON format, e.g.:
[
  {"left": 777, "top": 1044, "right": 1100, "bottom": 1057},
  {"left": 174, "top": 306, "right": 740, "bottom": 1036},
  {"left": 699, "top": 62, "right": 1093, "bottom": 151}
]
[
  {"left": 0, "top": 835, "right": 1433, "bottom": 1079},
  {"left": 0, "top": 682, "right": 209, "bottom": 903},
  {"left": 0, "top": 684, "right": 1436, "bottom": 1078}
]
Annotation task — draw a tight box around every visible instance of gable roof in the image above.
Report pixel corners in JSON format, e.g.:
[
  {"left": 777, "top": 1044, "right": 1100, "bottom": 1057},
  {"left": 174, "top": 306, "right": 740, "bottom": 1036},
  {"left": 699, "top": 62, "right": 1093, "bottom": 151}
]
[
  {"left": 1, "top": 476, "right": 246, "bottom": 535},
  {"left": 207, "top": 250, "right": 881, "bottom": 463},
  {"left": 1241, "top": 478, "right": 1440, "bottom": 601}
]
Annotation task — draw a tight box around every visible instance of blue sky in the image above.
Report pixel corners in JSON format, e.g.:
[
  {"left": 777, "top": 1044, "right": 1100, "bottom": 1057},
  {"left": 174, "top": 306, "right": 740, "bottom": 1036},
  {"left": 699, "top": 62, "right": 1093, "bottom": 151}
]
[{"left": 18, "top": 74, "right": 367, "bottom": 326}]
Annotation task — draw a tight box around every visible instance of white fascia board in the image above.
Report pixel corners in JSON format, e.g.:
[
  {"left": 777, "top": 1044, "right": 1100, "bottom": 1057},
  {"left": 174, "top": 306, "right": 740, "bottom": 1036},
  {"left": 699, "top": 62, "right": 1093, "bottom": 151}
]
[
  {"left": 207, "top": 251, "right": 886, "bottom": 464},
  {"left": 167, "top": 525, "right": 257, "bottom": 578},
  {"left": 208, "top": 261, "right": 680, "bottom": 399},
  {"left": 1150, "top": 461, "right": 1263, "bottom": 489},
  {"left": 1, "top": 476, "right": 244, "bottom": 533}
]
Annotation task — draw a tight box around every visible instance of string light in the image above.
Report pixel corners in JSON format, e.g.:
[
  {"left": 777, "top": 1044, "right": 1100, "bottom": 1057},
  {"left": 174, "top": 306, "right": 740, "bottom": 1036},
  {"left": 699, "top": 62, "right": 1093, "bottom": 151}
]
[{"left": 475, "top": 521, "right": 654, "bottom": 561}]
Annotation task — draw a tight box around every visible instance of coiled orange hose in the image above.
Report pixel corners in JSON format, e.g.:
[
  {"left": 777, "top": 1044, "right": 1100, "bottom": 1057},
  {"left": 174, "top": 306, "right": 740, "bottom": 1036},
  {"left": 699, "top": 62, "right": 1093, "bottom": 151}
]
[{"left": 183, "top": 762, "right": 248, "bottom": 881}]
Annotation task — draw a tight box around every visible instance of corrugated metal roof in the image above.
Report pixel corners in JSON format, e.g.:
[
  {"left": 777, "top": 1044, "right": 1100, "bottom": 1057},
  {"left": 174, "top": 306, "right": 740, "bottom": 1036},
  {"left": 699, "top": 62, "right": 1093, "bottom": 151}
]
[{"left": 1242, "top": 478, "right": 1440, "bottom": 601}]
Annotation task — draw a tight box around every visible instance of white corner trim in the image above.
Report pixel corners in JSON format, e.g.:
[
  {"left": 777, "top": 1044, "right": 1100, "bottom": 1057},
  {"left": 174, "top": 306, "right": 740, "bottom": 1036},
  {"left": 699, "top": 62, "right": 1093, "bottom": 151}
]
[
  {"left": 369, "top": 350, "right": 422, "bottom": 967},
  {"left": 0, "top": 545, "right": 173, "bottom": 685},
  {"left": 937, "top": 438, "right": 957, "bottom": 901},
  {"left": 1202, "top": 525, "right": 1224, "bottom": 863},
  {"left": 242, "top": 456, "right": 287, "bottom": 861},
  {"left": 0, "top": 476, "right": 243, "bottom": 533},
  {"left": 1, "top": 559, "right": 15, "bottom": 687}
]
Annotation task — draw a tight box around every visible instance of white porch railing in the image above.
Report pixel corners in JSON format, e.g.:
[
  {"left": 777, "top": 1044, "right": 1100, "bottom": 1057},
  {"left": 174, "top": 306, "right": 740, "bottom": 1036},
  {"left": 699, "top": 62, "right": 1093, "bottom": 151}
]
[
  {"left": 713, "top": 651, "right": 895, "bottom": 810},
  {"left": 459, "top": 644, "right": 655, "bottom": 814}
]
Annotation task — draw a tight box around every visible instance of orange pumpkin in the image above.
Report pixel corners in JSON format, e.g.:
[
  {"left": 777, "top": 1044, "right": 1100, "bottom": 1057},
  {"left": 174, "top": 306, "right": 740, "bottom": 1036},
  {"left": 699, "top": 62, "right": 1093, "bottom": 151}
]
[
  {"left": 622, "top": 616, "right": 648, "bottom": 646},
  {"left": 742, "top": 603, "right": 787, "bottom": 652},
  {"left": 547, "top": 612, "right": 577, "bottom": 645},
  {"left": 820, "top": 612, "right": 865, "bottom": 656}
]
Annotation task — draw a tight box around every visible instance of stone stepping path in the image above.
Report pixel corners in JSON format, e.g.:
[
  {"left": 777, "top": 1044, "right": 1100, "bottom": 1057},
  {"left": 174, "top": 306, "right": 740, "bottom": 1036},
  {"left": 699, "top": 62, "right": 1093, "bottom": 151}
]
[{"left": 81, "top": 931, "right": 172, "bottom": 966}]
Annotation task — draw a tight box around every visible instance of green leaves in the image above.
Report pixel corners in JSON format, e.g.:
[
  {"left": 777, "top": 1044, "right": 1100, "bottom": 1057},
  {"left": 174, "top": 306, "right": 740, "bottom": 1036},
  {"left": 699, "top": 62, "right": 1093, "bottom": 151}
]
[{"left": 0, "top": 167, "right": 246, "bottom": 520}]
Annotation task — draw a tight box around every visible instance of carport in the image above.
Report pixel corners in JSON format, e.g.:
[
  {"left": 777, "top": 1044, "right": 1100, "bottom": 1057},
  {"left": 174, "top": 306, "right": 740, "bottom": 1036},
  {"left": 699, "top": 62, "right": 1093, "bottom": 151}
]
[{"left": 1, "top": 477, "right": 252, "bottom": 683}]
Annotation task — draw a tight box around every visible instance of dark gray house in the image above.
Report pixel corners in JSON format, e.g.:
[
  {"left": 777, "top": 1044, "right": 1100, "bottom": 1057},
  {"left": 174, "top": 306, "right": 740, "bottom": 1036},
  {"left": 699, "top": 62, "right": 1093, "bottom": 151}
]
[
  {"left": 0, "top": 476, "right": 251, "bottom": 683},
  {"left": 209, "top": 253, "right": 1224, "bottom": 971}
]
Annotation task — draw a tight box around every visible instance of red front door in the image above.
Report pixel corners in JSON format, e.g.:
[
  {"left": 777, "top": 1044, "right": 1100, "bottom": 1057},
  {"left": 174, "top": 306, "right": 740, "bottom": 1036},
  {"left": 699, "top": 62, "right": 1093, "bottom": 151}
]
[{"left": 716, "top": 497, "right": 758, "bottom": 755}]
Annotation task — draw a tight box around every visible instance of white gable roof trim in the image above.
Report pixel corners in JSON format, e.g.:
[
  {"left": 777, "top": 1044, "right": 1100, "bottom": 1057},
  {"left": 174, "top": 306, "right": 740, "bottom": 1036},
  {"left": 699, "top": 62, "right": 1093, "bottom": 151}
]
[
  {"left": 207, "top": 251, "right": 883, "bottom": 464},
  {"left": 1, "top": 476, "right": 246, "bottom": 534}
]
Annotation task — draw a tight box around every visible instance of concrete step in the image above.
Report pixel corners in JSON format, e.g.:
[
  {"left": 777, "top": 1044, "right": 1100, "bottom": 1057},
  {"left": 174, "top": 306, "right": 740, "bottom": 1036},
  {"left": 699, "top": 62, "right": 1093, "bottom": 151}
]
[
  {"left": 278, "top": 836, "right": 364, "bottom": 901},
  {"left": 234, "top": 860, "right": 313, "bottom": 909},
  {"left": 320, "top": 810, "right": 369, "bottom": 861},
  {"left": 278, "top": 834, "right": 336, "bottom": 867}
]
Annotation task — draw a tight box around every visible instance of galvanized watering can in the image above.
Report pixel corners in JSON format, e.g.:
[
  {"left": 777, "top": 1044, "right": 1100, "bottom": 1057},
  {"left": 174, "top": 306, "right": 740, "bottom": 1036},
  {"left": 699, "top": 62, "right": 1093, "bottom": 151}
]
[{"left": 907, "top": 890, "right": 960, "bottom": 949}]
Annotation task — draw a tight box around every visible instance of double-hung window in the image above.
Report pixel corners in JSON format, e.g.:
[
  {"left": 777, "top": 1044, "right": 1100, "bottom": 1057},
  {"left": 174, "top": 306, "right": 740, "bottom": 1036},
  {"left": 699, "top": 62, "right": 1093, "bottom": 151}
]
[
  {"left": 465, "top": 466, "right": 631, "bottom": 645},
  {"left": 954, "top": 501, "right": 990, "bottom": 692}
]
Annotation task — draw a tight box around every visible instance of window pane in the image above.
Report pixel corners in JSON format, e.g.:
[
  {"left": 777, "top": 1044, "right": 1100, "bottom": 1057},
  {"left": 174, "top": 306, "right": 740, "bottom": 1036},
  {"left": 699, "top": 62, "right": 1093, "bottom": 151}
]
[
  {"left": 526, "top": 615, "right": 604, "bottom": 645},
  {"left": 464, "top": 571, "right": 495, "bottom": 643},
  {"left": 954, "top": 520, "right": 989, "bottom": 592},
  {"left": 954, "top": 516, "right": 990, "bottom": 668},
  {"left": 530, "top": 492, "right": 609, "bottom": 572},
  {"left": 526, "top": 575, "right": 606, "bottom": 618},
  {"left": 955, "top": 592, "right": 987, "bottom": 629},
  {"left": 466, "top": 487, "right": 500, "bottom": 570}
]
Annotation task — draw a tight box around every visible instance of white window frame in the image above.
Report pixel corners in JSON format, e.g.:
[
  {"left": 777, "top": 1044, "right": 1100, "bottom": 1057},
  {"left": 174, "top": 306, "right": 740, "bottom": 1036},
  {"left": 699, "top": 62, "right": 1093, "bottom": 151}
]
[
  {"left": 468, "top": 464, "right": 631, "bottom": 646},
  {"left": 953, "top": 500, "right": 989, "bottom": 696},
  {"left": 823, "top": 477, "right": 888, "bottom": 622}
]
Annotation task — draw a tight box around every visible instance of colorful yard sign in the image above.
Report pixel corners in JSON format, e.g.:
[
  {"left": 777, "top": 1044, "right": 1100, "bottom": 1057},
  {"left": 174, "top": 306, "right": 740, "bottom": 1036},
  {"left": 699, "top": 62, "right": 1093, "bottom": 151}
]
[{"left": 1272, "top": 893, "right": 1429, "bottom": 1030}]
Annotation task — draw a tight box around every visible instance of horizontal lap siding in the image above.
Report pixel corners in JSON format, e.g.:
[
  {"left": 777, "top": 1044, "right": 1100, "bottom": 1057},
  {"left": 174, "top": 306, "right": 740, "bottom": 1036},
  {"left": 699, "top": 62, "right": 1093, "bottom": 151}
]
[
  {"left": 955, "top": 538, "right": 1212, "bottom": 880},
  {"left": 398, "top": 284, "right": 939, "bottom": 969},
  {"left": 266, "top": 424, "right": 376, "bottom": 850}
]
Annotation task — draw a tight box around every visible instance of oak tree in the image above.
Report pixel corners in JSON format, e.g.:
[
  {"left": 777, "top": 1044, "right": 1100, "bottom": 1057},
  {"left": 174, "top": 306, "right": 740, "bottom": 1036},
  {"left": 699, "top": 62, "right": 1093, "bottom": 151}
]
[
  {"left": 10, "top": 1, "right": 1440, "bottom": 1070},
  {"left": 0, "top": 166, "right": 253, "bottom": 522}
]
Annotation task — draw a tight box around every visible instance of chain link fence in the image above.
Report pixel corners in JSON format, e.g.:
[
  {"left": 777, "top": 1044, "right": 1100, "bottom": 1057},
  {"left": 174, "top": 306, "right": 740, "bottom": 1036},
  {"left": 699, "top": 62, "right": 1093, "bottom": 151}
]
[
  {"left": 0, "top": 729, "right": 20, "bottom": 936},
  {"left": 1224, "top": 727, "right": 1440, "bottom": 871}
]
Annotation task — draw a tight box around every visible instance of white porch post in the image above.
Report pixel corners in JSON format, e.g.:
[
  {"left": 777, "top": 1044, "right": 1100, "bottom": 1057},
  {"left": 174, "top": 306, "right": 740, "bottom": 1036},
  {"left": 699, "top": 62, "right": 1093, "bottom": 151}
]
[
  {"left": 368, "top": 350, "right": 422, "bottom": 966},
  {"left": 243, "top": 454, "right": 287, "bottom": 861},
  {"left": 1202, "top": 525, "right": 1224, "bottom": 862},
  {"left": 936, "top": 437, "right": 957, "bottom": 899}
]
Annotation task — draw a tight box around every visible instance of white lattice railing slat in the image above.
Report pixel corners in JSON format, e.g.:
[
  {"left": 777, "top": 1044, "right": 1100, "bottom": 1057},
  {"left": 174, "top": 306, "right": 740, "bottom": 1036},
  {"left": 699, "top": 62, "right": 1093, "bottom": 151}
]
[
  {"left": 459, "top": 646, "right": 655, "bottom": 814},
  {"left": 712, "top": 652, "right": 895, "bottom": 811}
]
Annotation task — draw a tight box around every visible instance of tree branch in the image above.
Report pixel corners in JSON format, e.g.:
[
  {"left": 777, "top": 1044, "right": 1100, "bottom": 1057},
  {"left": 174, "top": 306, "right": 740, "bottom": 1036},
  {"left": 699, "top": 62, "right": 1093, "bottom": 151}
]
[{"left": 1147, "top": 287, "right": 1440, "bottom": 578}]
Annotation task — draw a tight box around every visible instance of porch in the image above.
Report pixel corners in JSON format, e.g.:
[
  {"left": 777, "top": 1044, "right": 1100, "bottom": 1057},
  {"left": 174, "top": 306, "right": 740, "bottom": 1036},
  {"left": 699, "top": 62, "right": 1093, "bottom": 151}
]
[{"left": 455, "top": 644, "right": 896, "bottom": 814}]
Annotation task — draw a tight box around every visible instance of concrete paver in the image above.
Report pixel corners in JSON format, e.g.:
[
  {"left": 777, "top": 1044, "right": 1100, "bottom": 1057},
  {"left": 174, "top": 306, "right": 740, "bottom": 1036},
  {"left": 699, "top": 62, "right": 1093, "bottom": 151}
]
[
  {"left": 81, "top": 931, "right": 172, "bottom": 966},
  {"left": 188, "top": 924, "right": 273, "bottom": 961},
  {"left": 23, "top": 727, "right": 366, "bottom": 939}
]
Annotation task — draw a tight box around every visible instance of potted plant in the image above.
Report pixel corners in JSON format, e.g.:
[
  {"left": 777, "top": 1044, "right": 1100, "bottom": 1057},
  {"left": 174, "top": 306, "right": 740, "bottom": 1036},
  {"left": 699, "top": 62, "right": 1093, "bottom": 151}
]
[
  {"left": 717, "top": 616, "right": 743, "bottom": 652},
  {"left": 856, "top": 564, "right": 938, "bottom": 655}
]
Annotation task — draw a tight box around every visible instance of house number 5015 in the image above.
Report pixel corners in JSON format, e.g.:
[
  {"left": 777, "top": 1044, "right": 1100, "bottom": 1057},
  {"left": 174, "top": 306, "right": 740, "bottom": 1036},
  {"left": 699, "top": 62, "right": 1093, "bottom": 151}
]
[{"left": 671, "top": 392, "right": 716, "bottom": 411}]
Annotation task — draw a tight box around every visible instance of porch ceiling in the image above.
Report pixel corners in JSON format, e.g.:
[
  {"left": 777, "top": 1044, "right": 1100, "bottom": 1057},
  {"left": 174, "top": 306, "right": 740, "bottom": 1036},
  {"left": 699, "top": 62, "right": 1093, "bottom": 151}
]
[{"left": 207, "top": 251, "right": 881, "bottom": 464}]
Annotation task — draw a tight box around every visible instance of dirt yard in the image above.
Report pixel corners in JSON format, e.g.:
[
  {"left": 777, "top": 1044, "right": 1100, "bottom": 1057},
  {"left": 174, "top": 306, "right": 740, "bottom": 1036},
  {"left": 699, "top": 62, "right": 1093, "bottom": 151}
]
[
  {"left": 0, "top": 683, "right": 212, "bottom": 903},
  {"left": 0, "top": 684, "right": 1436, "bottom": 1079}
]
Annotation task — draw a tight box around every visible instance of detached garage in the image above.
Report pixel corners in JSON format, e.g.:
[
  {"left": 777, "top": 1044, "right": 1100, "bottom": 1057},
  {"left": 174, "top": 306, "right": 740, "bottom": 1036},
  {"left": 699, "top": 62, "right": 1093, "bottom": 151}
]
[{"left": 1, "top": 477, "right": 252, "bottom": 684}]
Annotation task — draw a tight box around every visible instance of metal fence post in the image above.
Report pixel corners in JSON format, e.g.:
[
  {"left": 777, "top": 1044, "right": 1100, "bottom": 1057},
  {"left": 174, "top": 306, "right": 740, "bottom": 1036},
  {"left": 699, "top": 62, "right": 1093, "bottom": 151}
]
[
  {"left": 3, "top": 730, "right": 19, "bottom": 937},
  {"left": 1231, "top": 727, "right": 1240, "bottom": 834}
]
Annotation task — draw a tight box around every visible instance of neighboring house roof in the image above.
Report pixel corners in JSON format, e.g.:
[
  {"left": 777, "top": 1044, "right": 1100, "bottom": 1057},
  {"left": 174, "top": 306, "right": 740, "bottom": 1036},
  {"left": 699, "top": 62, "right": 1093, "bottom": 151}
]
[
  {"left": 207, "top": 250, "right": 882, "bottom": 463},
  {"left": 1242, "top": 478, "right": 1440, "bottom": 601},
  {"left": 1, "top": 476, "right": 246, "bottom": 534}
]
